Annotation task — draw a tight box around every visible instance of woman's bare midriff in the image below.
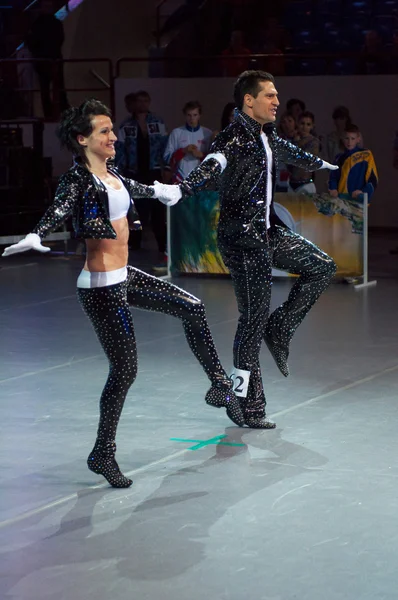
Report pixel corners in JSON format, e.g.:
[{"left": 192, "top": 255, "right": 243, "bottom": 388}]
[{"left": 84, "top": 216, "right": 130, "bottom": 272}]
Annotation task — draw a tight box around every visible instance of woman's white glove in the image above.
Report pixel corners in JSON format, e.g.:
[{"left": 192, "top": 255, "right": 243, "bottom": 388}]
[
  {"left": 152, "top": 181, "right": 182, "bottom": 206},
  {"left": 320, "top": 160, "right": 339, "bottom": 170},
  {"left": 2, "top": 233, "right": 50, "bottom": 257}
]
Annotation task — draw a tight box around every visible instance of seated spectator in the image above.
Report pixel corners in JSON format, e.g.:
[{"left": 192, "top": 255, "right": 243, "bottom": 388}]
[
  {"left": 358, "top": 30, "right": 389, "bottom": 74},
  {"left": 328, "top": 124, "right": 378, "bottom": 202},
  {"left": 164, "top": 100, "right": 212, "bottom": 182},
  {"left": 325, "top": 105, "right": 352, "bottom": 163},
  {"left": 220, "top": 30, "right": 252, "bottom": 77},
  {"left": 288, "top": 111, "right": 320, "bottom": 194},
  {"left": 261, "top": 41, "right": 285, "bottom": 75}
]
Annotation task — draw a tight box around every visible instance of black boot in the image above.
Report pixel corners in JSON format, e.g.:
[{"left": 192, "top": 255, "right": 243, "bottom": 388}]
[
  {"left": 264, "top": 331, "right": 290, "bottom": 378},
  {"left": 87, "top": 441, "right": 133, "bottom": 488},
  {"left": 244, "top": 415, "right": 276, "bottom": 429},
  {"left": 205, "top": 381, "right": 245, "bottom": 427}
]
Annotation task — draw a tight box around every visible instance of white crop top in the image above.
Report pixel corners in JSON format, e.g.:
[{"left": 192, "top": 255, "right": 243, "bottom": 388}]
[{"left": 96, "top": 175, "right": 131, "bottom": 222}]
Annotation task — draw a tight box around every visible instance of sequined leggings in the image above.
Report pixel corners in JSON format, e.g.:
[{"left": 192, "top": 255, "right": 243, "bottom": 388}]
[
  {"left": 222, "top": 225, "right": 336, "bottom": 418},
  {"left": 77, "top": 266, "right": 228, "bottom": 447}
]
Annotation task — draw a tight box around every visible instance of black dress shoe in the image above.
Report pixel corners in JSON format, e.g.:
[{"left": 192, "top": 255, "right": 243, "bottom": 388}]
[
  {"left": 244, "top": 416, "right": 276, "bottom": 429},
  {"left": 205, "top": 383, "right": 245, "bottom": 427},
  {"left": 264, "top": 332, "right": 290, "bottom": 377}
]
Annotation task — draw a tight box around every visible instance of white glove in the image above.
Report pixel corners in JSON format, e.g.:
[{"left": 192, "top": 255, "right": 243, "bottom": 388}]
[
  {"left": 2, "top": 233, "right": 50, "bottom": 257},
  {"left": 320, "top": 160, "right": 339, "bottom": 171},
  {"left": 152, "top": 181, "right": 182, "bottom": 206}
]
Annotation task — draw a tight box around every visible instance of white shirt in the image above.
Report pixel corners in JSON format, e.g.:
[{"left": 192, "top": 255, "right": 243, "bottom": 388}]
[
  {"left": 164, "top": 125, "right": 213, "bottom": 180},
  {"left": 260, "top": 131, "right": 274, "bottom": 229}
]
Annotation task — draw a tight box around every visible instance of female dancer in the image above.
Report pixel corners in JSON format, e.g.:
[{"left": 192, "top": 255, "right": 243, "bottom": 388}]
[{"left": 2, "top": 99, "right": 244, "bottom": 488}]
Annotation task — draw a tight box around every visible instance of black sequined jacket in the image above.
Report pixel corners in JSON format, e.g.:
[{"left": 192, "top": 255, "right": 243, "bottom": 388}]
[
  {"left": 32, "top": 162, "right": 155, "bottom": 240},
  {"left": 180, "top": 109, "right": 323, "bottom": 250}
]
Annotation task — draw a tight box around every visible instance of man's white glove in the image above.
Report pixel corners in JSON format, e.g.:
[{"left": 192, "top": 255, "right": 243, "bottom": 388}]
[
  {"left": 153, "top": 181, "right": 182, "bottom": 206},
  {"left": 320, "top": 160, "right": 339, "bottom": 170},
  {"left": 2, "top": 233, "right": 50, "bottom": 257}
]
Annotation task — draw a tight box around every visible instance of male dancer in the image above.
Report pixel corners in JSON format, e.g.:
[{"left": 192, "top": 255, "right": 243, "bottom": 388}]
[{"left": 178, "top": 70, "right": 338, "bottom": 429}]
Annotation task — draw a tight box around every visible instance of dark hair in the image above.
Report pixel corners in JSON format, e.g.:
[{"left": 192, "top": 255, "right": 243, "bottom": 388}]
[
  {"left": 183, "top": 100, "right": 202, "bottom": 114},
  {"left": 57, "top": 98, "right": 112, "bottom": 163},
  {"left": 332, "top": 105, "right": 351, "bottom": 121},
  {"left": 233, "top": 70, "right": 275, "bottom": 110},
  {"left": 299, "top": 110, "right": 315, "bottom": 122},
  {"left": 124, "top": 92, "right": 136, "bottom": 104},
  {"left": 221, "top": 102, "right": 235, "bottom": 130},
  {"left": 135, "top": 90, "right": 151, "bottom": 100},
  {"left": 286, "top": 98, "right": 306, "bottom": 112},
  {"left": 344, "top": 123, "right": 360, "bottom": 134}
]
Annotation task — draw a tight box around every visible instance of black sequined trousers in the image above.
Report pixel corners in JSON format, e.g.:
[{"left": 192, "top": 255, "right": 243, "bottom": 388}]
[
  {"left": 77, "top": 266, "right": 228, "bottom": 447},
  {"left": 222, "top": 225, "right": 336, "bottom": 419}
]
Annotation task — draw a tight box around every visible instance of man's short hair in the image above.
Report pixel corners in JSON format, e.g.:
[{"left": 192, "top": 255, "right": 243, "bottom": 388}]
[
  {"left": 233, "top": 70, "right": 275, "bottom": 110},
  {"left": 286, "top": 98, "right": 306, "bottom": 112},
  {"left": 124, "top": 92, "right": 136, "bottom": 104},
  {"left": 135, "top": 90, "right": 151, "bottom": 100},
  {"left": 345, "top": 124, "right": 360, "bottom": 134},
  {"left": 183, "top": 100, "right": 202, "bottom": 114}
]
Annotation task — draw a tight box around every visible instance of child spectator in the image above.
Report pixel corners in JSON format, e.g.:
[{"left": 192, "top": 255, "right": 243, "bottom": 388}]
[
  {"left": 164, "top": 100, "right": 212, "bottom": 182},
  {"left": 328, "top": 124, "right": 378, "bottom": 201}
]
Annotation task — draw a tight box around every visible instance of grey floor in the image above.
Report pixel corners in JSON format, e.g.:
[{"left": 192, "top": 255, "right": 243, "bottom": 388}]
[{"left": 1, "top": 236, "right": 398, "bottom": 600}]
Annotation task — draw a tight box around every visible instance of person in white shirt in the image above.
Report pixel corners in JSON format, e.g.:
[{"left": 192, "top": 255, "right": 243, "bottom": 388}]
[{"left": 164, "top": 101, "right": 213, "bottom": 182}]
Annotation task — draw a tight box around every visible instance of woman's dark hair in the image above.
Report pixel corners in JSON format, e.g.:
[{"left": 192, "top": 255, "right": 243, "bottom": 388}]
[
  {"left": 233, "top": 70, "right": 275, "bottom": 110},
  {"left": 332, "top": 105, "right": 351, "bottom": 122},
  {"left": 299, "top": 110, "right": 315, "bottom": 122},
  {"left": 221, "top": 102, "right": 235, "bottom": 130},
  {"left": 183, "top": 100, "right": 202, "bottom": 114},
  {"left": 57, "top": 98, "right": 112, "bottom": 163}
]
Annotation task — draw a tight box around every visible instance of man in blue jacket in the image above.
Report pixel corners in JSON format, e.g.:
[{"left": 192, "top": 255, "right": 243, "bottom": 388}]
[{"left": 115, "top": 91, "right": 169, "bottom": 255}]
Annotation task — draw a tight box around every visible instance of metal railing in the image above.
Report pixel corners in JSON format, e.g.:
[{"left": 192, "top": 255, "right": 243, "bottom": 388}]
[
  {"left": 0, "top": 57, "right": 115, "bottom": 118},
  {"left": 115, "top": 51, "right": 367, "bottom": 78}
]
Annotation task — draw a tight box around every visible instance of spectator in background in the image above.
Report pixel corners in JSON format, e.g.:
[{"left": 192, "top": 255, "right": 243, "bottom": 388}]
[
  {"left": 211, "top": 102, "right": 236, "bottom": 141},
  {"left": 286, "top": 98, "right": 305, "bottom": 125},
  {"left": 220, "top": 30, "right": 252, "bottom": 77},
  {"left": 328, "top": 124, "right": 378, "bottom": 201},
  {"left": 25, "top": 0, "right": 68, "bottom": 120},
  {"left": 278, "top": 111, "right": 297, "bottom": 142},
  {"left": 115, "top": 90, "right": 169, "bottom": 261},
  {"left": 276, "top": 111, "right": 297, "bottom": 191},
  {"left": 358, "top": 30, "right": 388, "bottom": 75},
  {"left": 164, "top": 100, "right": 212, "bottom": 182},
  {"left": 325, "top": 105, "right": 352, "bottom": 163},
  {"left": 220, "top": 102, "right": 236, "bottom": 130},
  {"left": 288, "top": 111, "right": 320, "bottom": 194}
]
